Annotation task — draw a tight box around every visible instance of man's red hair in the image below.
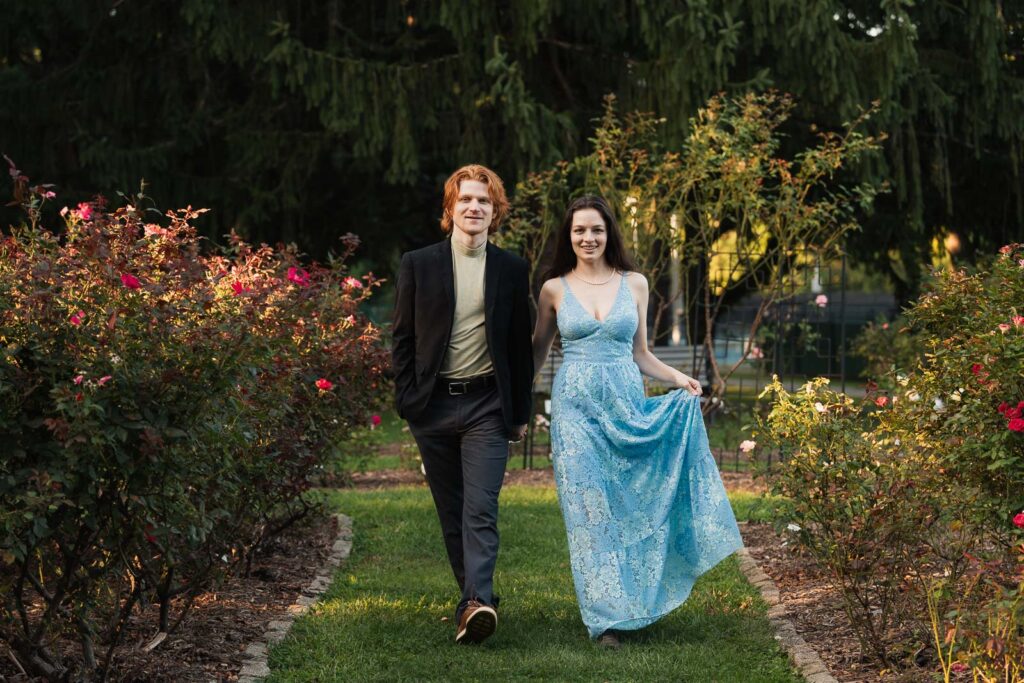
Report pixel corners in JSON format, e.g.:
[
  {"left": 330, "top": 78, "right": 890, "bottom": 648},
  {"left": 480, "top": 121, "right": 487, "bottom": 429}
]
[{"left": 440, "top": 164, "right": 509, "bottom": 234}]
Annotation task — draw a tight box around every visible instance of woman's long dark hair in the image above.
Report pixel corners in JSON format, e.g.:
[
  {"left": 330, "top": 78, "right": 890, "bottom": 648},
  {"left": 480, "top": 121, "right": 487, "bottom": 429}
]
[{"left": 545, "top": 195, "right": 636, "bottom": 280}]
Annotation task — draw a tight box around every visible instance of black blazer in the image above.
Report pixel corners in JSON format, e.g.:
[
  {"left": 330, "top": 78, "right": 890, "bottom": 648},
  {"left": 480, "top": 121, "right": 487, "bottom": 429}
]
[{"left": 392, "top": 238, "right": 533, "bottom": 432}]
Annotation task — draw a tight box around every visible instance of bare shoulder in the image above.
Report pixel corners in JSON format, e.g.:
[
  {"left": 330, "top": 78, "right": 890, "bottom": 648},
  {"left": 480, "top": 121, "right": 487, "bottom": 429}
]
[
  {"left": 538, "top": 277, "right": 564, "bottom": 308},
  {"left": 622, "top": 271, "right": 648, "bottom": 295}
]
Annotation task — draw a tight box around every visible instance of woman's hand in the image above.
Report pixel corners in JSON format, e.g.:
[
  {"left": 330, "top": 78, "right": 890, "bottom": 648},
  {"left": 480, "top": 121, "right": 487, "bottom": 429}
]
[{"left": 674, "top": 372, "right": 702, "bottom": 396}]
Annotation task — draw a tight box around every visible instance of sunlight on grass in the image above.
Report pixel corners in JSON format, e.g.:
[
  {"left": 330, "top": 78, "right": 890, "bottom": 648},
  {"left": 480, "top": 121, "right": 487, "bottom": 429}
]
[{"left": 267, "top": 486, "right": 800, "bottom": 682}]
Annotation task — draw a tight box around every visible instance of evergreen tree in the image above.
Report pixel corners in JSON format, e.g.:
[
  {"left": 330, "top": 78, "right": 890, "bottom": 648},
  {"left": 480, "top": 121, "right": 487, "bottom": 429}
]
[{"left": 1, "top": 1, "right": 1021, "bottom": 296}]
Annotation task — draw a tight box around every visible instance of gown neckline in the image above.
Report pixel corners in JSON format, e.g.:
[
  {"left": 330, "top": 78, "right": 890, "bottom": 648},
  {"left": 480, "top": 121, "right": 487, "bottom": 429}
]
[{"left": 562, "top": 273, "right": 628, "bottom": 325}]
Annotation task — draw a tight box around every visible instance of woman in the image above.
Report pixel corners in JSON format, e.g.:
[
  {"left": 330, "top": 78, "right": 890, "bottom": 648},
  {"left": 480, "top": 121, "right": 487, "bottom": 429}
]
[{"left": 532, "top": 195, "right": 743, "bottom": 648}]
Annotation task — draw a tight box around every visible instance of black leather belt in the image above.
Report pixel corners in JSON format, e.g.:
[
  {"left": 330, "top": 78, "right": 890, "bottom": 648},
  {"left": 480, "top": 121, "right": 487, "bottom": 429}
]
[{"left": 441, "top": 374, "right": 496, "bottom": 396}]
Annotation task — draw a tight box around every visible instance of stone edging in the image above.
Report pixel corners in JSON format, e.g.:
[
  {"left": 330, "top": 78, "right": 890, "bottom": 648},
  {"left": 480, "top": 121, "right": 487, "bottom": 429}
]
[
  {"left": 735, "top": 544, "right": 838, "bottom": 683},
  {"left": 235, "top": 513, "right": 353, "bottom": 683}
]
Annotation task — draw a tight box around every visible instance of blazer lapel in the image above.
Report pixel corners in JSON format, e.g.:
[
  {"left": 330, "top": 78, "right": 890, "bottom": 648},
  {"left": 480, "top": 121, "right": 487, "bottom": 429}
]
[
  {"left": 439, "top": 239, "right": 455, "bottom": 325},
  {"left": 484, "top": 242, "right": 502, "bottom": 319}
]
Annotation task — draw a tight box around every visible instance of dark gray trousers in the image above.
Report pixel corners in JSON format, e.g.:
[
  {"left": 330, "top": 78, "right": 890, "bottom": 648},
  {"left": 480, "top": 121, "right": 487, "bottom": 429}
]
[{"left": 407, "top": 383, "right": 509, "bottom": 619}]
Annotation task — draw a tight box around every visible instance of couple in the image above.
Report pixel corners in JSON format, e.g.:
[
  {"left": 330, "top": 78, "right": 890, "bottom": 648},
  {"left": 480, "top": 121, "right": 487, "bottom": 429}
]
[{"left": 392, "top": 164, "right": 742, "bottom": 648}]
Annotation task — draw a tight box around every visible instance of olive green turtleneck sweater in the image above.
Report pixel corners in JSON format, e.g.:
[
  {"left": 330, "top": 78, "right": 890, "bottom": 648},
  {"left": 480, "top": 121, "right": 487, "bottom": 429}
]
[{"left": 440, "top": 238, "right": 493, "bottom": 378}]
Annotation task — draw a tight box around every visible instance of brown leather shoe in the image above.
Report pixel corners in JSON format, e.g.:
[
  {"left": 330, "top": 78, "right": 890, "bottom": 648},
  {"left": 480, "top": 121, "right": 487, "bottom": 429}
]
[
  {"left": 455, "top": 600, "right": 497, "bottom": 644},
  {"left": 597, "top": 630, "right": 621, "bottom": 650}
]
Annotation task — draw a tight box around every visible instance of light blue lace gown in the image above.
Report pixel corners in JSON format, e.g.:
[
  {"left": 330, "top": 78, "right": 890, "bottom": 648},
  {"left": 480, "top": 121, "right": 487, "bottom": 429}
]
[{"left": 550, "top": 274, "right": 744, "bottom": 638}]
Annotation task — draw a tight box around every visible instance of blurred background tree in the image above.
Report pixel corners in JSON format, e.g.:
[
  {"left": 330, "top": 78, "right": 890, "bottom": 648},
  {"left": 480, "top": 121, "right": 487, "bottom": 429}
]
[{"left": 1, "top": 1, "right": 1021, "bottom": 300}]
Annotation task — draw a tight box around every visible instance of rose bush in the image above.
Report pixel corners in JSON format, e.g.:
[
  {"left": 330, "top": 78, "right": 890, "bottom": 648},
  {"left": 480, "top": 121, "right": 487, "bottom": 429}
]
[
  {"left": 758, "top": 244, "right": 1024, "bottom": 676},
  {"left": 0, "top": 163, "right": 388, "bottom": 680}
]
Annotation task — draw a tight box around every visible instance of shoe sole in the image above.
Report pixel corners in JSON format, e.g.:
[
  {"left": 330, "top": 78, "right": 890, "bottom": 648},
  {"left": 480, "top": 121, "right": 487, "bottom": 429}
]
[{"left": 455, "top": 606, "right": 497, "bottom": 644}]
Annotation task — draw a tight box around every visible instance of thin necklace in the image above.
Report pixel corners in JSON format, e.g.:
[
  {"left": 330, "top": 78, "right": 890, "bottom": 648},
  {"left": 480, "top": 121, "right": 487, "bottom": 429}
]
[{"left": 571, "top": 268, "right": 617, "bottom": 286}]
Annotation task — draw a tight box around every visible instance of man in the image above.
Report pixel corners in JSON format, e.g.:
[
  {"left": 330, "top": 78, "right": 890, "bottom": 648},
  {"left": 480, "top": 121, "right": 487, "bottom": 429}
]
[{"left": 392, "top": 164, "right": 533, "bottom": 644}]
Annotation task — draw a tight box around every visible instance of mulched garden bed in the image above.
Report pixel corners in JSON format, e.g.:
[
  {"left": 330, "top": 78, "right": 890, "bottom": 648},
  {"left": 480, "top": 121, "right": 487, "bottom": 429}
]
[
  {"left": 741, "top": 521, "right": 964, "bottom": 683},
  {"left": 1, "top": 515, "right": 337, "bottom": 683}
]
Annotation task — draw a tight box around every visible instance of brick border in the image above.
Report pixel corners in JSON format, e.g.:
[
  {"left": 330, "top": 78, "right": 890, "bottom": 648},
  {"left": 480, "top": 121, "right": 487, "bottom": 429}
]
[
  {"left": 235, "top": 513, "right": 353, "bottom": 683},
  {"left": 735, "top": 541, "right": 837, "bottom": 683}
]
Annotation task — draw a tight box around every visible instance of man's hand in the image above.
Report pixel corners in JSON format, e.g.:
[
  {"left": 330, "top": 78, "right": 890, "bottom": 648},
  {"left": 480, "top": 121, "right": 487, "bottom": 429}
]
[{"left": 509, "top": 424, "right": 528, "bottom": 443}]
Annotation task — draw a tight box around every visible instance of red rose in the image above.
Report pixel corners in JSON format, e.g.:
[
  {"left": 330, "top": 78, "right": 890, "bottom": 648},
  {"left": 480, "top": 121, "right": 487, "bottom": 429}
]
[
  {"left": 1007, "top": 407, "right": 1023, "bottom": 420},
  {"left": 371, "top": 414, "right": 382, "bottom": 426},
  {"left": 69, "top": 310, "right": 85, "bottom": 326},
  {"left": 230, "top": 281, "right": 249, "bottom": 296},
  {"left": 1009, "top": 418, "right": 1024, "bottom": 432},
  {"left": 120, "top": 273, "right": 141, "bottom": 289},
  {"left": 971, "top": 363, "right": 983, "bottom": 375},
  {"left": 1014, "top": 512, "right": 1024, "bottom": 528},
  {"left": 999, "top": 401, "right": 1010, "bottom": 415},
  {"left": 287, "top": 267, "right": 310, "bottom": 287},
  {"left": 315, "top": 378, "right": 333, "bottom": 391}
]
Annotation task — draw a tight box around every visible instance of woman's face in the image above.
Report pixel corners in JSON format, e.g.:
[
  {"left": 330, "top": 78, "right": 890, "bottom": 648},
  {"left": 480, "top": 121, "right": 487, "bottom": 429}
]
[{"left": 570, "top": 208, "right": 607, "bottom": 267}]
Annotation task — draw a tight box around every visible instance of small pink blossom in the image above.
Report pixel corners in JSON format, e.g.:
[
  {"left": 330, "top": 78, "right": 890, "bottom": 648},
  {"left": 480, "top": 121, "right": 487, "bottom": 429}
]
[
  {"left": 971, "top": 363, "right": 983, "bottom": 376},
  {"left": 73, "top": 374, "right": 84, "bottom": 385},
  {"left": 144, "top": 224, "right": 171, "bottom": 238},
  {"left": 314, "top": 378, "right": 333, "bottom": 391},
  {"left": 343, "top": 315, "right": 356, "bottom": 325},
  {"left": 1018, "top": 259, "right": 1024, "bottom": 268},
  {"left": 950, "top": 662, "right": 969, "bottom": 673},
  {"left": 749, "top": 345, "right": 764, "bottom": 360},
  {"left": 76, "top": 202, "right": 93, "bottom": 221},
  {"left": 1014, "top": 316, "right": 1024, "bottom": 327},
  {"left": 120, "top": 273, "right": 141, "bottom": 290},
  {"left": 999, "top": 245, "right": 1013, "bottom": 255},
  {"left": 69, "top": 310, "right": 85, "bottom": 326},
  {"left": 814, "top": 294, "right": 828, "bottom": 308},
  {"left": 287, "top": 267, "right": 310, "bottom": 287},
  {"left": 875, "top": 396, "right": 889, "bottom": 407},
  {"left": 739, "top": 439, "right": 756, "bottom": 453},
  {"left": 1000, "top": 323, "right": 1012, "bottom": 333},
  {"left": 1014, "top": 511, "right": 1024, "bottom": 529},
  {"left": 60, "top": 206, "right": 69, "bottom": 217},
  {"left": 98, "top": 375, "right": 112, "bottom": 386},
  {"left": 881, "top": 322, "right": 889, "bottom": 330},
  {"left": 42, "top": 190, "right": 55, "bottom": 199},
  {"left": 343, "top": 276, "right": 363, "bottom": 290},
  {"left": 370, "top": 414, "right": 382, "bottom": 429}
]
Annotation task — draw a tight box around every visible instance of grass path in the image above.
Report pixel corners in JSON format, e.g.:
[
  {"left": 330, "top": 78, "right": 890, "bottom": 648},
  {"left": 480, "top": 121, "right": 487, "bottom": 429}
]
[{"left": 267, "top": 486, "right": 799, "bottom": 682}]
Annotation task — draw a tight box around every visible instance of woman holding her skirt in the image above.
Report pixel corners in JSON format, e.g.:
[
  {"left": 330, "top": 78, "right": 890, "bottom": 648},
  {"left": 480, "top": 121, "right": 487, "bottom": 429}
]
[{"left": 531, "top": 195, "right": 743, "bottom": 648}]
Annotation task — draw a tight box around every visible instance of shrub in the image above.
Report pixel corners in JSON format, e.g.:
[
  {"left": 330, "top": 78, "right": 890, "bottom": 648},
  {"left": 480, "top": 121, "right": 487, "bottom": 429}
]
[
  {"left": 0, "top": 163, "right": 389, "bottom": 680},
  {"left": 758, "top": 244, "right": 1024, "bottom": 675}
]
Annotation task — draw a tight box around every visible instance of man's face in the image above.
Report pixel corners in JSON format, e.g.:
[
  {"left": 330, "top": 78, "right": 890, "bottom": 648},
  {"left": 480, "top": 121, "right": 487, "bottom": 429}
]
[{"left": 451, "top": 179, "right": 494, "bottom": 238}]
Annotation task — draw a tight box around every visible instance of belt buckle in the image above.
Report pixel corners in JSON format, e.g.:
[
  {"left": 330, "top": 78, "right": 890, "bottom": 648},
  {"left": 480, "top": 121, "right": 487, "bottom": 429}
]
[{"left": 448, "top": 381, "right": 469, "bottom": 395}]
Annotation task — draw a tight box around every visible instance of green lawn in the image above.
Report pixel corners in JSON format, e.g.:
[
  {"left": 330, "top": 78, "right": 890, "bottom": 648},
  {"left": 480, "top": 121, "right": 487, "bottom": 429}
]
[{"left": 267, "top": 487, "right": 799, "bottom": 682}]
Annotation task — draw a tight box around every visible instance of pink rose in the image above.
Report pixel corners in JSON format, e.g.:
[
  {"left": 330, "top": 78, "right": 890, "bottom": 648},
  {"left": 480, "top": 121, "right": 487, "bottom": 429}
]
[
  {"left": 69, "top": 310, "right": 85, "bottom": 326},
  {"left": 814, "top": 294, "right": 828, "bottom": 308},
  {"left": 950, "top": 662, "right": 969, "bottom": 673},
  {"left": 999, "top": 245, "right": 1013, "bottom": 255},
  {"left": 343, "top": 276, "right": 363, "bottom": 289},
  {"left": 739, "top": 440, "right": 756, "bottom": 453},
  {"left": 1000, "top": 323, "right": 1012, "bottom": 333},
  {"left": 1014, "top": 511, "right": 1024, "bottom": 529},
  {"left": 287, "top": 267, "right": 310, "bottom": 287},
  {"left": 881, "top": 322, "right": 889, "bottom": 330},
  {"left": 120, "top": 273, "right": 141, "bottom": 289},
  {"left": 315, "top": 378, "right": 333, "bottom": 391},
  {"left": 371, "top": 414, "right": 382, "bottom": 426},
  {"left": 73, "top": 374, "right": 84, "bottom": 385},
  {"left": 1009, "top": 417, "right": 1024, "bottom": 432},
  {"left": 76, "top": 202, "right": 93, "bottom": 221},
  {"left": 98, "top": 375, "right": 112, "bottom": 386},
  {"left": 875, "top": 396, "right": 889, "bottom": 407},
  {"left": 1014, "top": 316, "right": 1024, "bottom": 327}
]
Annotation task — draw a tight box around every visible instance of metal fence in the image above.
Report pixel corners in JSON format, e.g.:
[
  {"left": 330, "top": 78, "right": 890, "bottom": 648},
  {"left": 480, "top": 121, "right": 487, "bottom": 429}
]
[{"left": 519, "top": 252, "right": 898, "bottom": 472}]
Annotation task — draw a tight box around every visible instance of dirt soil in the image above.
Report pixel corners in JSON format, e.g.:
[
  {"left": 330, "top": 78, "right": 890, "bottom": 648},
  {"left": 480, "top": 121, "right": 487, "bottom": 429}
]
[{"left": 1, "top": 515, "right": 337, "bottom": 683}]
